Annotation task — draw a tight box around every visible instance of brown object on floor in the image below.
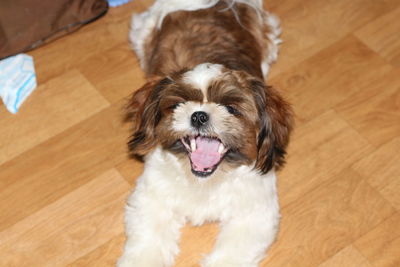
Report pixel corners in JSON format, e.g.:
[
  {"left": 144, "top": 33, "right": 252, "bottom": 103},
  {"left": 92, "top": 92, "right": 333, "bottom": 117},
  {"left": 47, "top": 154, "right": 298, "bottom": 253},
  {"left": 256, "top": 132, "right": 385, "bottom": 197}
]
[{"left": 0, "top": 0, "right": 108, "bottom": 59}]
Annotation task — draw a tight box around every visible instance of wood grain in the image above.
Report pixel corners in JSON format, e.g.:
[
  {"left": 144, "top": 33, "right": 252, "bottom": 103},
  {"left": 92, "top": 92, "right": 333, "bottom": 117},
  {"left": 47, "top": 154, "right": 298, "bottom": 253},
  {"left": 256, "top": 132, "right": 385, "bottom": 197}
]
[
  {"left": 354, "top": 213, "right": 400, "bottom": 267},
  {"left": 319, "top": 246, "right": 373, "bottom": 267},
  {"left": 352, "top": 138, "right": 400, "bottom": 210},
  {"left": 77, "top": 44, "right": 146, "bottom": 104},
  {"left": 261, "top": 169, "right": 395, "bottom": 267},
  {"left": 69, "top": 234, "right": 126, "bottom": 267},
  {"left": 266, "top": 0, "right": 399, "bottom": 77},
  {"left": 278, "top": 110, "right": 373, "bottom": 207},
  {"left": 0, "top": 100, "right": 130, "bottom": 231},
  {"left": 0, "top": 0, "right": 399, "bottom": 266},
  {"left": 270, "top": 35, "right": 392, "bottom": 122},
  {"left": 355, "top": 6, "right": 400, "bottom": 67},
  {"left": 0, "top": 70, "right": 109, "bottom": 165},
  {"left": 0, "top": 169, "right": 130, "bottom": 267},
  {"left": 335, "top": 69, "right": 400, "bottom": 147}
]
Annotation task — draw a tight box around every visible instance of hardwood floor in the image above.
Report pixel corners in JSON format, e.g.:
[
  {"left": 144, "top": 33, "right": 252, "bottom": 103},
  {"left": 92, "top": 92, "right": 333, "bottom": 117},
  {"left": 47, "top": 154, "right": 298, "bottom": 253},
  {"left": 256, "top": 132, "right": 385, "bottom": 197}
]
[{"left": 0, "top": 0, "right": 399, "bottom": 266}]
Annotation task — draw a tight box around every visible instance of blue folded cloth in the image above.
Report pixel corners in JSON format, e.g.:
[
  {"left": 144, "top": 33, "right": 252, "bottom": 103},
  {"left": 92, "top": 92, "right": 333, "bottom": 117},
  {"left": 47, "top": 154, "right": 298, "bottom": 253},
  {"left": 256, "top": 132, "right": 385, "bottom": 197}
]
[
  {"left": 107, "top": 0, "right": 133, "bottom": 7},
  {"left": 0, "top": 54, "right": 37, "bottom": 114}
]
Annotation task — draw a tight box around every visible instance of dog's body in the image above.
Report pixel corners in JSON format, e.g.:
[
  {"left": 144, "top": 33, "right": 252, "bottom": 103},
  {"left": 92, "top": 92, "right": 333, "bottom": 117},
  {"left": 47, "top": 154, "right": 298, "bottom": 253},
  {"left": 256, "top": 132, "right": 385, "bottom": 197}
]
[
  {"left": 130, "top": 0, "right": 281, "bottom": 79},
  {"left": 118, "top": 1, "right": 293, "bottom": 266}
]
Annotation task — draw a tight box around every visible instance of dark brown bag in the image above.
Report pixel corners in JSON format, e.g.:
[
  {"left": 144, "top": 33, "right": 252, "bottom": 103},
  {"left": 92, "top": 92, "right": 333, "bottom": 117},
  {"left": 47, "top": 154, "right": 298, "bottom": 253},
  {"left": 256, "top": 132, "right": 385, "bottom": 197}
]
[{"left": 0, "top": 0, "right": 108, "bottom": 59}]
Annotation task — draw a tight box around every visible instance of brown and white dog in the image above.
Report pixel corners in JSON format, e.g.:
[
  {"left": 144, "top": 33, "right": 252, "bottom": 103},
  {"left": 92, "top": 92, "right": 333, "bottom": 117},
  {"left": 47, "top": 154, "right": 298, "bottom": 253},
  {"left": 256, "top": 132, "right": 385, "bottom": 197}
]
[{"left": 118, "top": 1, "right": 293, "bottom": 266}]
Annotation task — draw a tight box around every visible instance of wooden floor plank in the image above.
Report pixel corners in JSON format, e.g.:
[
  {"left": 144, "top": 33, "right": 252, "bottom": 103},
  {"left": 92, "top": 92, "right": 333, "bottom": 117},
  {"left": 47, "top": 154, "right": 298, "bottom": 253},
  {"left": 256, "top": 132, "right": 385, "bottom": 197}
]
[
  {"left": 278, "top": 110, "right": 373, "bottom": 207},
  {"left": 175, "top": 223, "right": 219, "bottom": 267},
  {"left": 355, "top": 6, "right": 400, "bottom": 67},
  {"left": 0, "top": 169, "right": 130, "bottom": 267},
  {"left": 335, "top": 69, "right": 400, "bottom": 148},
  {"left": 270, "top": 35, "right": 393, "bottom": 122},
  {"left": 68, "top": 234, "right": 126, "bottom": 267},
  {"left": 0, "top": 70, "right": 109, "bottom": 165},
  {"left": 352, "top": 138, "right": 400, "bottom": 211},
  {"left": 318, "top": 245, "right": 373, "bottom": 267},
  {"left": 261, "top": 168, "right": 395, "bottom": 267},
  {"left": 266, "top": 0, "right": 400, "bottom": 77},
  {"left": 115, "top": 158, "right": 144, "bottom": 186},
  {"left": 77, "top": 44, "right": 146, "bottom": 104},
  {"left": 0, "top": 100, "right": 130, "bottom": 232},
  {"left": 354, "top": 213, "right": 400, "bottom": 267}
]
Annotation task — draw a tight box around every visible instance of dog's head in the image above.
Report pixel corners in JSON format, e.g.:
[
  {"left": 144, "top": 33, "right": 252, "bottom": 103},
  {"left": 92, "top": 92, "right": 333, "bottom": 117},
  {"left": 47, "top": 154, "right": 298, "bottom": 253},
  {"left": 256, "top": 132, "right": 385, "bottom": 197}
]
[{"left": 127, "top": 63, "right": 293, "bottom": 177}]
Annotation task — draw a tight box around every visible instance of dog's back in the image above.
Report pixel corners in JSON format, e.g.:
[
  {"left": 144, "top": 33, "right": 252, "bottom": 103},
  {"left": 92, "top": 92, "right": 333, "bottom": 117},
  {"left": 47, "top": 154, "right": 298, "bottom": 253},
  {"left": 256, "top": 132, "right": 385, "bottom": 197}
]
[{"left": 130, "top": 0, "right": 281, "bottom": 78}]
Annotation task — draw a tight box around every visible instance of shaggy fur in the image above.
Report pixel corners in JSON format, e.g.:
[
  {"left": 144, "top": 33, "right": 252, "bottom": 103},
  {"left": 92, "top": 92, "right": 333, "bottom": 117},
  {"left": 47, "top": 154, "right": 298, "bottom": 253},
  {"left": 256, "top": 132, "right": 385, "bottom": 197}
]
[{"left": 118, "top": 1, "right": 293, "bottom": 266}]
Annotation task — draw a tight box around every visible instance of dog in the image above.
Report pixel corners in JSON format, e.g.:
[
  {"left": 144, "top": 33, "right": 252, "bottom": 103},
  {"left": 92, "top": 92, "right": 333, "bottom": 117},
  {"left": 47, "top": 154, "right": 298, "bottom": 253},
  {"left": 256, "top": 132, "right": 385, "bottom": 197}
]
[{"left": 118, "top": 0, "right": 293, "bottom": 266}]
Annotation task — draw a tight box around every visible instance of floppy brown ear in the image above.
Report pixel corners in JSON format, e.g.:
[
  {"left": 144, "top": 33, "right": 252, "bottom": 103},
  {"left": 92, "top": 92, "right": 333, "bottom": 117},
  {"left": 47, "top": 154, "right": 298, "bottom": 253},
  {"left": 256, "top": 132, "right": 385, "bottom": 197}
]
[
  {"left": 126, "top": 77, "right": 172, "bottom": 158},
  {"left": 252, "top": 79, "right": 294, "bottom": 173}
]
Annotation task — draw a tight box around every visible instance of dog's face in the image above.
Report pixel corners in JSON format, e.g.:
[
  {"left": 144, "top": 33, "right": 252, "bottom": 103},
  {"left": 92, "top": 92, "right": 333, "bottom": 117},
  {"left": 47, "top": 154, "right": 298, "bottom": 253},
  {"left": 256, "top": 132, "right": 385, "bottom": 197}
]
[{"left": 127, "top": 63, "right": 293, "bottom": 177}]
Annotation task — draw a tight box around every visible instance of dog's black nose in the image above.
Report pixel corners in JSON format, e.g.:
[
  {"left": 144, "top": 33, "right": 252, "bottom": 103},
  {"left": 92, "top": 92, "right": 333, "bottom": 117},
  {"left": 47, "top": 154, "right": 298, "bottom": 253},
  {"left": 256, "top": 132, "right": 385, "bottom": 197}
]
[{"left": 191, "top": 111, "right": 209, "bottom": 128}]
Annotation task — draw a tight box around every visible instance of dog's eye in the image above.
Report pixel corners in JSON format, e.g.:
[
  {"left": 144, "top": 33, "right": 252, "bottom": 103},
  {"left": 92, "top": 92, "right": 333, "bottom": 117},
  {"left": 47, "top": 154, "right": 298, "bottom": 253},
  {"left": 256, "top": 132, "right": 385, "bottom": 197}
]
[
  {"left": 225, "top": 105, "right": 240, "bottom": 115},
  {"left": 169, "top": 102, "right": 184, "bottom": 110}
]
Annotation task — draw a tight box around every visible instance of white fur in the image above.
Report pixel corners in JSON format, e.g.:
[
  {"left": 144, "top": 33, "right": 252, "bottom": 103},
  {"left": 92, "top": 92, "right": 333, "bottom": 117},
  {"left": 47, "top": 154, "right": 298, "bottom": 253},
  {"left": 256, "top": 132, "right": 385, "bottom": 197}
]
[
  {"left": 182, "top": 63, "right": 223, "bottom": 102},
  {"left": 172, "top": 101, "right": 234, "bottom": 137},
  {"left": 129, "top": 0, "right": 281, "bottom": 77},
  {"left": 261, "top": 13, "right": 282, "bottom": 78},
  {"left": 118, "top": 148, "right": 280, "bottom": 267},
  {"left": 173, "top": 63, "right": 236, "bottom": 136},
  {"left": 121, "top": 1, "right": 283, "bottom": 266}
]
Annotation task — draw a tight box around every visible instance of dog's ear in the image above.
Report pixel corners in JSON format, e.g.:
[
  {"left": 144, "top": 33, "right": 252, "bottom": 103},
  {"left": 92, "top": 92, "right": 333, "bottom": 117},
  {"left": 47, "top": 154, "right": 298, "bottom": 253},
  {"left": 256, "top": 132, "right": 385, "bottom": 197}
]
[
  {"left": 126, "top": 76, "right": 173, "bottom": 159},
  {"left": 251, "top": 79, "right": 293, "bottom": 173}
]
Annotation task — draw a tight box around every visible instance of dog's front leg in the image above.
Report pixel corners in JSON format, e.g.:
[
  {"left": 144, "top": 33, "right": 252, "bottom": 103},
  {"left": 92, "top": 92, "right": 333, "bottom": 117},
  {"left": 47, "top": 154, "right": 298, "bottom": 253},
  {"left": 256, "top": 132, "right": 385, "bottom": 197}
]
[
  {"left": 202, "top": 210, "right": 279, "bottom": 267},
  {"left": 118, "top": 189, "right": 184, "bottom": 267}
]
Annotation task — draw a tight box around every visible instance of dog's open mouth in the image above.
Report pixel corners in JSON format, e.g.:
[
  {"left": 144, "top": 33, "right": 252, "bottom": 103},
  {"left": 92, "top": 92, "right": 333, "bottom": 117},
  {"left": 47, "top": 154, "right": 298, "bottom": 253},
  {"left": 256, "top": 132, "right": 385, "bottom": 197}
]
[{"left": 181, "top": 136, "right": 228, "bottom": 177}]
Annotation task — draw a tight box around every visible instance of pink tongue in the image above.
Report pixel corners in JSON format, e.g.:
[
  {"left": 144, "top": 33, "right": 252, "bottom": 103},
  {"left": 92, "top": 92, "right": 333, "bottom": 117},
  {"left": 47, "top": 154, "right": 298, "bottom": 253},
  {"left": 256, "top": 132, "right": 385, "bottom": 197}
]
[{"left": 190, "top": 137, "right": 222, "bottom": 171}]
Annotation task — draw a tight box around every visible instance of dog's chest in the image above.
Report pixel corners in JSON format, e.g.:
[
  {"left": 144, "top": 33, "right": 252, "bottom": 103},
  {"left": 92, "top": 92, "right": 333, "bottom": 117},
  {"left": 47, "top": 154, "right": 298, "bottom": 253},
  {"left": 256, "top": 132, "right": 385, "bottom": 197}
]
[
  {"left": 143, "top": 148, "right": 271, "bottom": 224},
  {"left": 174, "top": 179, "right": 235, "bottom": 225}
]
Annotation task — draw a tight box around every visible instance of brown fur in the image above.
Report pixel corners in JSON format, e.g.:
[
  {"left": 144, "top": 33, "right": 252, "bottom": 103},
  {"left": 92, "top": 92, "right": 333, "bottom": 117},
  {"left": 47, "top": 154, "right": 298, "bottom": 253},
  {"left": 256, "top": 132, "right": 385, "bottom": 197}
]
[
  {"left": 127, "top": 1, "right": 293, "bottom": 174},
  {"left": 142, "top": 2, "right": 266, "bottom": 78},
  {"left": 127, "top": 76, "right": 204, "bottom": 158},
  {"left": 252, "top": 80, "right": 293, "bottom": 172},
  {"left": 207, "top": 70, "right": 293, "bottom": 172}
]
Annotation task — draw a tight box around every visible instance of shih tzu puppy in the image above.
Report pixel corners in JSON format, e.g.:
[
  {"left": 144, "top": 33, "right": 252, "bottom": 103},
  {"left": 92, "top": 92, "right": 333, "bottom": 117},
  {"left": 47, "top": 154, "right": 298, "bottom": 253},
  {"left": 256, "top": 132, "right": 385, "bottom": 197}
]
[{"left": 118, "top": 0, "right": 293, "bottom": 266}]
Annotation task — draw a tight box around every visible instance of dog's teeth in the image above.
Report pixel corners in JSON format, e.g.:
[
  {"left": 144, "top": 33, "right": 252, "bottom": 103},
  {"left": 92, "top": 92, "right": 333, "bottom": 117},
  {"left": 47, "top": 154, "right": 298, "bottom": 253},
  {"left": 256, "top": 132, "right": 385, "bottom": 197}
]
[
  {"left": 190, "top": 139, "right": 196, "bottom": 151},
  {"left": 218, "top": 143, "right": 225, "bottom": 154},
  {"left": 181, "top": 138, "right": 190, "bottom": 150}
]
